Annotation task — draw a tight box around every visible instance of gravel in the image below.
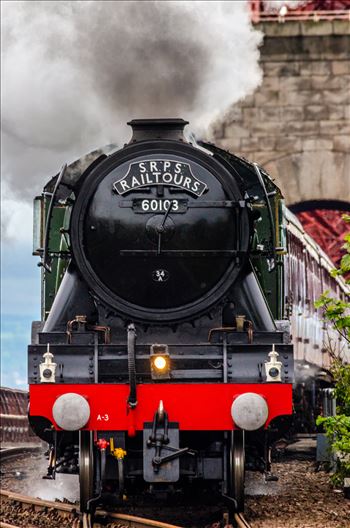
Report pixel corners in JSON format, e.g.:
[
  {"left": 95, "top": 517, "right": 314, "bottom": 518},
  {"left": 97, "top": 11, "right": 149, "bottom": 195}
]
[
  {"left": 0, "top": 499, "right": 78, "bottom": 528},
  {"left": 246, "top": 459, "right": 350, "bottom": 528}
]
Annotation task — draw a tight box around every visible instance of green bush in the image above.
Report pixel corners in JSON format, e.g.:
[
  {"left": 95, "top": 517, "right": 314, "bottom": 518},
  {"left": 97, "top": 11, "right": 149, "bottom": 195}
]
[{"left": 316, "top": 359, "right": 350, "bottom": 486}]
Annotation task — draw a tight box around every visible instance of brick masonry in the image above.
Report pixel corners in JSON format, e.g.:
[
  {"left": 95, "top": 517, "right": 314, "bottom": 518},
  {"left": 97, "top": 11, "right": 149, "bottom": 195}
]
[{"left": 211, "top": 20, "right": 350, "bottom": 205}]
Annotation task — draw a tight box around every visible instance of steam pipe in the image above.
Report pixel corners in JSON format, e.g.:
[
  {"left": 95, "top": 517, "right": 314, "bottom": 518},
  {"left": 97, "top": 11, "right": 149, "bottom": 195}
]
[
  {"left": 100, "top": 448, "right": 106, "bottom": 482},
  {"left": 127, "top": 324, "right": 137, "bottom": 409}
]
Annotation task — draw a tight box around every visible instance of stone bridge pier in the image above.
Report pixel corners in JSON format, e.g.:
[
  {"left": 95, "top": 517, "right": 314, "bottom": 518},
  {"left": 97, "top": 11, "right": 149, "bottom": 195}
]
[{"left": 212, "top": 18, "right": 350, "bottom": 264}]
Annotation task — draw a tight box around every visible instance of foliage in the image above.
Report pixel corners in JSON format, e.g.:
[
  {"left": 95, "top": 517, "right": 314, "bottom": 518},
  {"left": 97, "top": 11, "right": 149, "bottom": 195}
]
[
  {"left": 316, "top": 360, "right": 350, "bottom": 486},
  {"left": 315, "top": 214, "right": 350, "bottom": 486},
  {"left": 330, "top": 213, "right": 350, "bottom": 283},
  {"left": 314, "top": 293, "right": 350, "bottom": 343}
]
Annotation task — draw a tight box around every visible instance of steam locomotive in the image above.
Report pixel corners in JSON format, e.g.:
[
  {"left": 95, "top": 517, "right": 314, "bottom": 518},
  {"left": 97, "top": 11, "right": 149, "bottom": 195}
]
[{"left": 28, "top": 119, "right": 348, "bottom": 515}]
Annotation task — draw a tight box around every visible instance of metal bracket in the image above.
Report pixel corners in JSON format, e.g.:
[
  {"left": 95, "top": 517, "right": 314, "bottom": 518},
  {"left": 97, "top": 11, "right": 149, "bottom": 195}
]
[
  {"left": 146, "top": 402, "right": 196, "bottom": 473},
  {"left": 148, "top": 443, "right": 196, "bottom": 469},
  {"left": 43, "top": 431, "right": 57, "bottom": 480}
]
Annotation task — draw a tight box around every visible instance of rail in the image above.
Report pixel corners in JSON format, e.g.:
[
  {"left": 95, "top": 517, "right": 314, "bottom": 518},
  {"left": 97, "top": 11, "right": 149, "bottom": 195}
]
[
  {"left": 0, "top": 446, "right": 41, "bottom": 459},
  {"left": 96, "top": 511, "right": 183, "bottom": 528},
  {"left": 234, "top": 512, "right": 252, "bottom": 528}
]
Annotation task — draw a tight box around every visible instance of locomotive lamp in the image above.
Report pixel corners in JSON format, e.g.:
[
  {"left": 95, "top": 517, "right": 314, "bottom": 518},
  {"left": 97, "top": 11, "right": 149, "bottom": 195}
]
[
  {"left": 150, "top": 344, "right": 170, "bottom": 379},
  {"left": 39, "top": 343, "right": 57, "bottom": 383},
  {"left": 265, "top": 344, "right": 282, "bottom": 382},
  {"left": 154, "top": 356, "right": 167, "bottom": 370}
]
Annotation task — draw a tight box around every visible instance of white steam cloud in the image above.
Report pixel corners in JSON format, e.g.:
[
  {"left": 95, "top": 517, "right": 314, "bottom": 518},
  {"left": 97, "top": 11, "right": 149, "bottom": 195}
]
[{"left": 1, "top": 0, "right": 262, "bottom": 239}]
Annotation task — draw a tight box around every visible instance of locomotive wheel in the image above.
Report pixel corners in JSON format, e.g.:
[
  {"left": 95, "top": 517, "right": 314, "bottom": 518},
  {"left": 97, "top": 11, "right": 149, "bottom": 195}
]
[
  {"left": 79, "top": 431, "right": 94, "bottom": 512},
  {"left": 229, "top": 430, "right": 245, "bottom": 512}
]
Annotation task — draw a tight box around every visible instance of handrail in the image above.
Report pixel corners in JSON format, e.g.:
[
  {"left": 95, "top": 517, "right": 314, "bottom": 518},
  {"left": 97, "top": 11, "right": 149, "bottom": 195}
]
[
  {"left": 253, "top": 163, "right": 276, "bottom": 271},
  {"left": 253, "top": 11, "right": 350, "bottom": 22},
  {"left": 39, "top": 163, "right": 67, "bottom": 273}
]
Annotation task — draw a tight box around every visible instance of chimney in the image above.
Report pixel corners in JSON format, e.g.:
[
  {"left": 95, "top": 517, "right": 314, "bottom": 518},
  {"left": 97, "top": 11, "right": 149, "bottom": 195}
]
[{"left": 127, "top": 118, "right": 189, "bottom": 143}]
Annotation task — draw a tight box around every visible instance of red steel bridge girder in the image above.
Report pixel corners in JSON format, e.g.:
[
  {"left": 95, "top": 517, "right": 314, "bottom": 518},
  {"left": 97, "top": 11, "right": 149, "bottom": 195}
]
[
  {"left": 249, "top": 0, "right": 350, "bottom": 23},
  {"left": 297, "top": 209, "right": 349, "bottom": 267}
]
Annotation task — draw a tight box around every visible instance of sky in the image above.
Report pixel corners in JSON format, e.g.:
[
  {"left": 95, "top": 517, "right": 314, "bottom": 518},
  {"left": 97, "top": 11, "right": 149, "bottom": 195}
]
[
  {"left": 1, "top": 182, "right": 40, "bottom": 387},
  {"left": 1, "top": 0, "right": 263, "bottom": 388}
]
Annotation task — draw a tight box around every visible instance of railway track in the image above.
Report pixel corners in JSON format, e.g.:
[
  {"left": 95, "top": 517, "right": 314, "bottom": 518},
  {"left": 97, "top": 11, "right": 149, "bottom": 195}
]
[
  {"left": 0, "top": 445, "right": 252, "bottom": 528},
  {"left": 0, "top": 489, "right": 185, "bottom": 528},
  {"left": 1, "top": 444, "right": 251, "bottom": 528},
  {"left": 0, "top": 489, "right": 76, "bottom": 527},
  {"left": 0, "top": 446, "right": 41, "bottom": 460},
  {"left": 0, "top": 489, "right": 252, "bottom": 528}
]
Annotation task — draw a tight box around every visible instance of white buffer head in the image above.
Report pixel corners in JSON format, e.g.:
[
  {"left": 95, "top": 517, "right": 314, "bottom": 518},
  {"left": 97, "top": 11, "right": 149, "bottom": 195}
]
[
  {"left": 231, "top": 392, "right": 269, "bottom": 431},
  {"left": 52, "top": 393, "right": 90, "bottom": 431}
]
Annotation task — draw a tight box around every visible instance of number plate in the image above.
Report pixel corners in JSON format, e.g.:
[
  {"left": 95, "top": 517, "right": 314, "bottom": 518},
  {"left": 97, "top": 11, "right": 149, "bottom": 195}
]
[{"left": 133, "top": 199, "right": 188, "bottom": 213}]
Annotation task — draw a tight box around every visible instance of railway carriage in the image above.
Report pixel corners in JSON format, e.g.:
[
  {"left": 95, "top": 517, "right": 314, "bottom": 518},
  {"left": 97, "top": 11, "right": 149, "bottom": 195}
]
[{"left": 27, "top": 119, "right": 349, "bottom": 514}]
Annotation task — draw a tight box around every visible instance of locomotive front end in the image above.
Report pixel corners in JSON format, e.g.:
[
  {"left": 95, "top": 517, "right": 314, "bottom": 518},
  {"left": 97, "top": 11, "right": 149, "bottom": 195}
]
[
  {"left": 28, "top": 119, "right": 294, "bottom": 514},
  {"left": 70, "top": 118, "right": 251, "bottom": 323}
]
